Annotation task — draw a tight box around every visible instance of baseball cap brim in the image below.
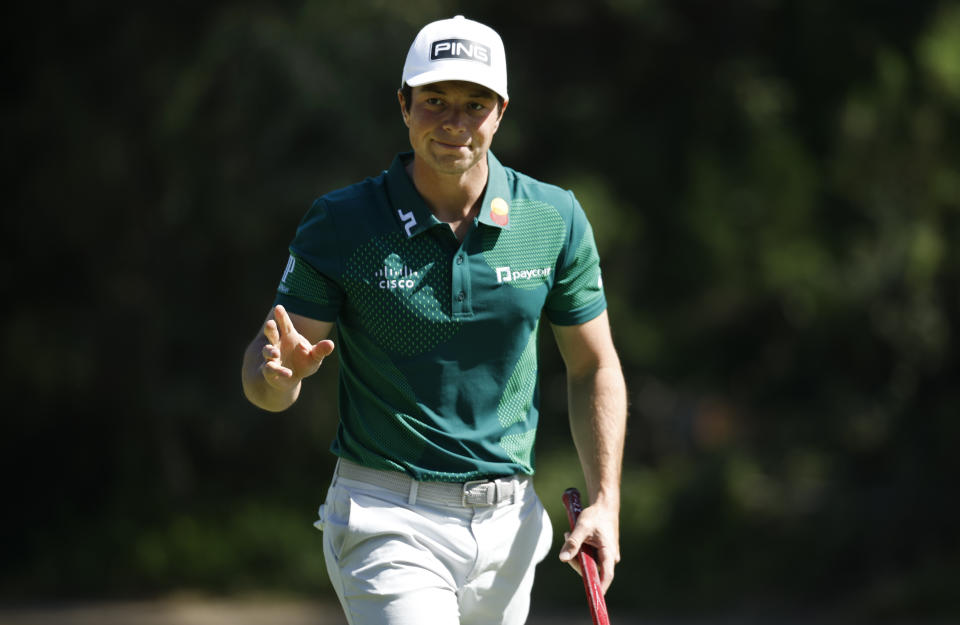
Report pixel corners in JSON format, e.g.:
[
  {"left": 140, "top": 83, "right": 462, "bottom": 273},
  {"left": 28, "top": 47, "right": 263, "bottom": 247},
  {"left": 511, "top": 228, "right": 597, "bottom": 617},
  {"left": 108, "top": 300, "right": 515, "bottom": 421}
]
[{"left": 405, "top": 69, "right": 508, "bottom": 101}]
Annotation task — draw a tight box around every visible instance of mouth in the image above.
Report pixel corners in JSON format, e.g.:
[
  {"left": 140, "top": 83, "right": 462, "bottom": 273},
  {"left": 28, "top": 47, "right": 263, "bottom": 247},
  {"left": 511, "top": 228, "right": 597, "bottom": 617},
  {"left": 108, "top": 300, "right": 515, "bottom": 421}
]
[{"left": 433, "top": 140, "right": 470, "bottom": 150}]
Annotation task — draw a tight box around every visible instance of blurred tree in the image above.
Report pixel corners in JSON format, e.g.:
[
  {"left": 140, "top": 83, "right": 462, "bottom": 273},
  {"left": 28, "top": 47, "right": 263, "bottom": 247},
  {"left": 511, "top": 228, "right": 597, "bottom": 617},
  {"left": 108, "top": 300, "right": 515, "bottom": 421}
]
[{"left": 2, "top": 0, "right": 958, "bottom": 618}]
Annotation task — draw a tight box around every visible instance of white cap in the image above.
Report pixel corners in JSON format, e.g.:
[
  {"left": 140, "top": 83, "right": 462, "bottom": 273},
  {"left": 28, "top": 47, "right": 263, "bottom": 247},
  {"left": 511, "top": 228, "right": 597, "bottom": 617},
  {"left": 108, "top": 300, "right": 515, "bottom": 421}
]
[{"left": 401, "top": 15, "right": 508, "bottom": 101}]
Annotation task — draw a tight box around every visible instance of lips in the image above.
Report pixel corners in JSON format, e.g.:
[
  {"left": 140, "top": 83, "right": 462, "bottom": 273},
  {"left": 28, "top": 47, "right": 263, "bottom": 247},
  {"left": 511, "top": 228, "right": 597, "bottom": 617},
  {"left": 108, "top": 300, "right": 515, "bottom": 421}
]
[{"left": 433, "top": 139, "right": 470, "bottom": 150}]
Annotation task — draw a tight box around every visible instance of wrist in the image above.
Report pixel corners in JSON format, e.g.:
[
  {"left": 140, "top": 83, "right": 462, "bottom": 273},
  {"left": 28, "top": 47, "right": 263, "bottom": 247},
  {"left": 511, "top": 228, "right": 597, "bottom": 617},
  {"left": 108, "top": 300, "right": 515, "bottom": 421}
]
[
  {"left": 243, "top": 368, "right": 300, "bottom": 412},
  {"left": 587, "top": 486, "right": 620, "bottom": 511}
]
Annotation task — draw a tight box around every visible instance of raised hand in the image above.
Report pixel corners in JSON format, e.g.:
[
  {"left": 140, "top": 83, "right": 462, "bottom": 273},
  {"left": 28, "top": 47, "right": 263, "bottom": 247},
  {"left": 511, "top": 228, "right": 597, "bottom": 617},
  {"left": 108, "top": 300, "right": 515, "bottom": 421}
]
[{"left": 259, "top": 304, "right": 335, "bottom": 391}]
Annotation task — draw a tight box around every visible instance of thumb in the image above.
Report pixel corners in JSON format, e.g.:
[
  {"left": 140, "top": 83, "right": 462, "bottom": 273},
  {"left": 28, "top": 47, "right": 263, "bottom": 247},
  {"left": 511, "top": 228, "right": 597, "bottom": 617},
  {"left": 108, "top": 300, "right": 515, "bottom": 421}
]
[
  {"left": 310, "top": 339, "right": 336, "bottom": 362},
  {"left": 559, "top": 529, "right": 584, "bottom": 563}
]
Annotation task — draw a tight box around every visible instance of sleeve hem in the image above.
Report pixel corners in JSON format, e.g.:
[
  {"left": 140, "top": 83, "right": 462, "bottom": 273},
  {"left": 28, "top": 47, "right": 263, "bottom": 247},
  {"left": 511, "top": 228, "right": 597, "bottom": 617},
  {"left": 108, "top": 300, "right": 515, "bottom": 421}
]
[
  {"left": 544, "top": 295, "right": 607, "bottom": 326},
  {"left": 273, "top": 293, "right": 339, "bottom": 322}
]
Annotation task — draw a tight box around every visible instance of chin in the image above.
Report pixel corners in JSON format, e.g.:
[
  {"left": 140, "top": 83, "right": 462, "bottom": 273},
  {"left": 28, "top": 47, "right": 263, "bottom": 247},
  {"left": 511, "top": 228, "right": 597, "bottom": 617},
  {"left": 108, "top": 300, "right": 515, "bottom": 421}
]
[{"left": 444, "top": 148, "right": 484, "bottom": 166}]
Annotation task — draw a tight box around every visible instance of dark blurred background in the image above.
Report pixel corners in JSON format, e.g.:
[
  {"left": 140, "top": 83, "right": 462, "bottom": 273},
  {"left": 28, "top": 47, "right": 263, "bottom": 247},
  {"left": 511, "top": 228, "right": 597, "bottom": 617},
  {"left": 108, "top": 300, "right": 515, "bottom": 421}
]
[{"left": 3, "top": 0, "right": 959, "bottom": 621}]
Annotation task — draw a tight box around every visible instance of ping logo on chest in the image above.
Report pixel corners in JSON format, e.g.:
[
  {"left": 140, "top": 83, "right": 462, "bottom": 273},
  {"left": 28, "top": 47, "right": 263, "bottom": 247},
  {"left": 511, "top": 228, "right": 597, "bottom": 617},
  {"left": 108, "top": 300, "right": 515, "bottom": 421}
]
[{"left": 430, "top": 39, "right": 491, "bottom": 65}]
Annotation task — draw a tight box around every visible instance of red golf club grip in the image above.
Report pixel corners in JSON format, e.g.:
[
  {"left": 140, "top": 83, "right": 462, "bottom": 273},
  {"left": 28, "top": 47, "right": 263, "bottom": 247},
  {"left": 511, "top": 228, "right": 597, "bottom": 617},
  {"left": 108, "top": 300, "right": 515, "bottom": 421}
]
[{"left": 562, "top": 487, "right": 611, "bottom": 625}]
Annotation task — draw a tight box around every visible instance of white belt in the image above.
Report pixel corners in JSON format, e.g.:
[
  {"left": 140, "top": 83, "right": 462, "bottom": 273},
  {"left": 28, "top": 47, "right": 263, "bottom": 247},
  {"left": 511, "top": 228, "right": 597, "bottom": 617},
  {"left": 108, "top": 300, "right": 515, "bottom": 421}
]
[{"left": 335, "top": 458, "right": 522, "bottom": 507}]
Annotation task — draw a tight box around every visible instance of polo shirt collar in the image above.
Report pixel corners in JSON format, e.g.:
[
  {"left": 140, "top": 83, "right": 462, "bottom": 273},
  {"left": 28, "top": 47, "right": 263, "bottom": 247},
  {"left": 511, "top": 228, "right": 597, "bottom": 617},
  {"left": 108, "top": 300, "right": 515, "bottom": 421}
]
[
  {"left": 476, "top": 151, "right": 512, "bottom": 230},
  {"left": 386, "top": 151, "right": 513, "bottom": 238}
]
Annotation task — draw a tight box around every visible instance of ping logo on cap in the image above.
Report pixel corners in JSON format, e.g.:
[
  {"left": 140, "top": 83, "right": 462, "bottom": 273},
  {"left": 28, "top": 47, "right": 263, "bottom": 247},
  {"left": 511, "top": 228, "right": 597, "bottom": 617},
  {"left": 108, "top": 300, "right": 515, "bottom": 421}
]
[{"left": 430, "top": 39, "right": 491, "bottom": 65}]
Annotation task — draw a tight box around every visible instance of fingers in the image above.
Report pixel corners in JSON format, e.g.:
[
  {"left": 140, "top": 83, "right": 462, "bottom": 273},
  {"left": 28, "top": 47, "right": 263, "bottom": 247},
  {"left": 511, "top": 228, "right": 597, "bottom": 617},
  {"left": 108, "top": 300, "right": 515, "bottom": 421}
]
[
  {"left": 560, "top": 535, "right": 616, "bottom": 594},
  {"left": 260, "top": 357, "right": 295, "bottom": 391},
  {"left": 263, "top": 318, "right": 280, "bottom": 345},
  {"left": 262, "top": 359, "right": 293, "bottom": 378},
  {"left": 274, "top": 304, "right": 296, "bottom": 338},
  {"left": 261, "top": 310, "right": 293, "bottom": 387},
  {"left": 262, "top": 317, "right": 284, "bottom": 371},
  {"left": 262, "top": 342, "right": 281, "bottom": 362},
  {"left": 559, "top": 514, "right": 619, "bottom": 594},
  {"left": 597, "top": 545, "right": 617, "bottom": 593}
]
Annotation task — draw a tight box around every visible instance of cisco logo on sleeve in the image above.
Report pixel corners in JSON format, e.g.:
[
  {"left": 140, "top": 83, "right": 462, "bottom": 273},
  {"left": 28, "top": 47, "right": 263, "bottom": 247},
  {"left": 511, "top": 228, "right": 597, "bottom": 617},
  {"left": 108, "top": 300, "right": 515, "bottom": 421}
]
[{"left": 431, "top": 39, "right": 491, "bottom": 65}]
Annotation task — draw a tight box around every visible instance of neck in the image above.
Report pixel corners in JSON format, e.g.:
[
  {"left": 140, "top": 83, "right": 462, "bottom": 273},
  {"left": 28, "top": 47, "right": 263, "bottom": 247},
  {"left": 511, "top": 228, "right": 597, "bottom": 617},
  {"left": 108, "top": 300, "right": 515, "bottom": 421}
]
[{"left": 407, "top": 154, "right": 488, "bottom": 224}]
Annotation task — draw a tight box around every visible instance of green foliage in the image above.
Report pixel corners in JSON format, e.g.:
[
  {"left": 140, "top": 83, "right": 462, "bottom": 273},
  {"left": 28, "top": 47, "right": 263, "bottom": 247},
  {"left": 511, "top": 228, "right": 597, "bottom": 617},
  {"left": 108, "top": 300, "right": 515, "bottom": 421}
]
[{"left": 3, "top": 0, "right": 959, "bottom": 619}]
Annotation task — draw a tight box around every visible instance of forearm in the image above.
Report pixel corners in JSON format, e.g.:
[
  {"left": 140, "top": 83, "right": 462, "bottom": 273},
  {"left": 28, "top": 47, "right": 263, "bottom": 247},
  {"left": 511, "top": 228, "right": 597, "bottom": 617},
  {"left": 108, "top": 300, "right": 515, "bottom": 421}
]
[
  {"left": 241, "top": 337, "right": 301, "bottom": 412},
  {"left": 551, "top": 312, "right": 627, "bottom": 591},
  {"left": 567, "top": 363, "right": 627, "bottom": 509}
]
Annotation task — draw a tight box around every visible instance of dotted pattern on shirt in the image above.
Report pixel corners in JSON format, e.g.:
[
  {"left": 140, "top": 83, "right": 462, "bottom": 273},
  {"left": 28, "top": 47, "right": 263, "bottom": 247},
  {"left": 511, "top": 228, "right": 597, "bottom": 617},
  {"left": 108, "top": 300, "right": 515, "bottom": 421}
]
[
  {"left": 499, "top": 428, "right": 537, "bottom": 471},
  {"left": 481, "top": 199, "right": 566, "bottom": 289},
  {"left": 498, "top": 319, "right": 539, "bottom": 429},
  {"left": 410, "top": 466, "right": 495, "bottom": 482},
  {"left": 278, "top": 252, "right": 341, "bottom": 305},
  {"left": 342, "top": 231, "right": 461, "bottom": 356},
  {"left": 556, "top": 228, "right": 603, "bottom": 310}
]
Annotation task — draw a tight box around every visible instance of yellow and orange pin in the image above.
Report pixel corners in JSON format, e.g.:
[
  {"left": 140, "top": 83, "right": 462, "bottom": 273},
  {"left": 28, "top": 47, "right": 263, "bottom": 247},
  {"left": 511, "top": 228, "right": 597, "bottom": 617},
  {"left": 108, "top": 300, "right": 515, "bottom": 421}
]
[{"left": 490, "top": 197, "right": 509, "bottom": 226}]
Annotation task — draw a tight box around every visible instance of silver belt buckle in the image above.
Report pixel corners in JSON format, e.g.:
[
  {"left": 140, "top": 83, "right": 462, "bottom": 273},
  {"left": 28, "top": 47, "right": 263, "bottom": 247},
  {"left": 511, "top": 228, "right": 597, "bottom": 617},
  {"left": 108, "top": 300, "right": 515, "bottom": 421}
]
[{"left": 462, "top": 479, "right": 497, "bottom": 507}]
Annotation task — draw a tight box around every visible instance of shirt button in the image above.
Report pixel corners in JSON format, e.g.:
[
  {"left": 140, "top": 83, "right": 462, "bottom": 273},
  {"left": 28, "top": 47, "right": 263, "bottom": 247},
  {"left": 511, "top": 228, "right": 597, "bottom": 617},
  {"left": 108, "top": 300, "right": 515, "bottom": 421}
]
[
  {"left": 456, "top": 291, "right": 466, "bottom": 302},
  {"left": 456, "top": 255, "right": 464, "bottom": 265}
]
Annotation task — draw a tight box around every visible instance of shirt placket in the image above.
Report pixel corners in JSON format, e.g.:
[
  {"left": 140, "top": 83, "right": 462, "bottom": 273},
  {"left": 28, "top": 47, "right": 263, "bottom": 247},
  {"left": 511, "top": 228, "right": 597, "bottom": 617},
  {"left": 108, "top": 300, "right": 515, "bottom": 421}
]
[
  {"left": 451, "top": 242, "right": 473, "bottom": 319},
  {"left": 448, "top": 223, "right": 476, "bottom": 320}
]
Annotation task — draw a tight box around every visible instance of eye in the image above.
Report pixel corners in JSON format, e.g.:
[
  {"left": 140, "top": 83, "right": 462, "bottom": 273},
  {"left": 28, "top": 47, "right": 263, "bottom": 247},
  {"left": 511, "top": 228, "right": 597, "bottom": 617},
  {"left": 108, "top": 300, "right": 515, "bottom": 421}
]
[
  {"left": 425, "top": 97, "right": 444, "bottom": 106},
  {"left": 468, "top": 102, "right": 487, "bottom": 112}
]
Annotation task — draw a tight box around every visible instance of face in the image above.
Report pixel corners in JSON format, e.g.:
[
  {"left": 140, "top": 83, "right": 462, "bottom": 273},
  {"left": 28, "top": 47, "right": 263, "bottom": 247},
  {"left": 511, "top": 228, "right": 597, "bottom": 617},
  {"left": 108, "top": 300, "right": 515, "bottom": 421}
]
[{"left": 399, "top": 81, "right": 507, "bottom": 176}]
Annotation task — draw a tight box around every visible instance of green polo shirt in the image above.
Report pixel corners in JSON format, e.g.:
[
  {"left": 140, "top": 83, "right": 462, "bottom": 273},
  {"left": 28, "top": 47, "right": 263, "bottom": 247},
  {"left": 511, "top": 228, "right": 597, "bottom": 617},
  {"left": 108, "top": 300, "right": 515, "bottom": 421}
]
[{"left": 275, "top": 151, "right": 606, "bottom": 481}]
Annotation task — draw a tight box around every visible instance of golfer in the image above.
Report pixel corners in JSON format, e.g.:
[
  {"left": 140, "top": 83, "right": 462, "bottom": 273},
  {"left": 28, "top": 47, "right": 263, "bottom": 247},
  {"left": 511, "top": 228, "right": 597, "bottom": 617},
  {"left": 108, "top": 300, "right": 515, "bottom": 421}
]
[{"left": 242, "top": 15, "right": 627, "bottom": 625}]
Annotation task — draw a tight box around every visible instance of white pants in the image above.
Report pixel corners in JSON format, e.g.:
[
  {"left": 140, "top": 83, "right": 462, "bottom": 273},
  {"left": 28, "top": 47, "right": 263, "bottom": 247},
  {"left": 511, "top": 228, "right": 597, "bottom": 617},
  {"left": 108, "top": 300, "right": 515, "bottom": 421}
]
[{"left": 316, "top": 466, "right": 553, "bottom": 625}]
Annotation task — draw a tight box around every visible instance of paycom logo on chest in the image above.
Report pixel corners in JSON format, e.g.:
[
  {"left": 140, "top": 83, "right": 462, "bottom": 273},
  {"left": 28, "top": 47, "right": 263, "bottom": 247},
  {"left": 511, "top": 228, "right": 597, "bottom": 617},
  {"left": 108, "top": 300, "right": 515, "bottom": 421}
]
[{"left": 495, "top": 265, "right": 552, "bottom": 284}]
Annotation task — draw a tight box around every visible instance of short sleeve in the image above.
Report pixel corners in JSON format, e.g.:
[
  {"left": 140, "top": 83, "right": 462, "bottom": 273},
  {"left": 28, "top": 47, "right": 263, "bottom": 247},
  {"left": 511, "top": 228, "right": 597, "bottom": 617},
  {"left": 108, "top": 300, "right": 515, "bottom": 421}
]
[
  {"left": 273, "top": 198, "right": 344, "bottom": 321},
  {"left": 544, "top": 192, "right": 606, "bottom": 325}
]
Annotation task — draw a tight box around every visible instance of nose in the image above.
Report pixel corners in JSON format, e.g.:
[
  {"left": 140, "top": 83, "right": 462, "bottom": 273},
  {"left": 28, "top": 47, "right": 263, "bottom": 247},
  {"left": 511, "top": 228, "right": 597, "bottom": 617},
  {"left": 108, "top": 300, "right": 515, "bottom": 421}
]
[{"left": 442, "top": 108, "right": 467, "bottom": 134}]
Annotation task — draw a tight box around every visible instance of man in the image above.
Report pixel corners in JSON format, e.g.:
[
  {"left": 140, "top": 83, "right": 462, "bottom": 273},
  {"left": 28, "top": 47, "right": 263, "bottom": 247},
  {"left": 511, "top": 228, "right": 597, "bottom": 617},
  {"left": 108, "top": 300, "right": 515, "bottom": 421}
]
[{"left": 242, "top": 15, "right": 627, "bottom": 625}]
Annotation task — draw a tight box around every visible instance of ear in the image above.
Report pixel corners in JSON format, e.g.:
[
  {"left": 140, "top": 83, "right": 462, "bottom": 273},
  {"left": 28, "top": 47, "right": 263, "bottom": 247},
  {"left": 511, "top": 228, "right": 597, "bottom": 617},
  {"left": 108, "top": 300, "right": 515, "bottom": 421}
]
[{"left": 397, "top": 89, "right": 410, "bottom": 127}]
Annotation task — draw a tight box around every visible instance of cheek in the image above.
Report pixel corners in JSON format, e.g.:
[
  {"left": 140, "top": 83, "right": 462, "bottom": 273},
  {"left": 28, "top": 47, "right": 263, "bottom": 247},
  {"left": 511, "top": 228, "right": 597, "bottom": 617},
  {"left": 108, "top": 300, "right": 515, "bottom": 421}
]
[{"left": 480, "top": 120, "right": 500, "bottom": 141}]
